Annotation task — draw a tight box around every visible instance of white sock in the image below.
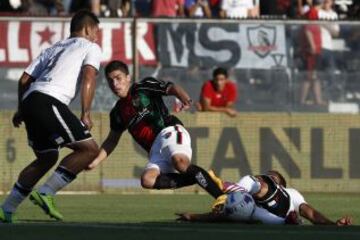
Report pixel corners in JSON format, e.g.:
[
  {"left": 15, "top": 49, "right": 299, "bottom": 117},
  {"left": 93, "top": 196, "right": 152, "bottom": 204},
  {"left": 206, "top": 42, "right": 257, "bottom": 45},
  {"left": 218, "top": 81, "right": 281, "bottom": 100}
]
[
  {"left": 38, "top": 171, "right": 70, "bottom": 196},
  {"left": 2, "top": 184, "right": 30, "bottom": 213}
]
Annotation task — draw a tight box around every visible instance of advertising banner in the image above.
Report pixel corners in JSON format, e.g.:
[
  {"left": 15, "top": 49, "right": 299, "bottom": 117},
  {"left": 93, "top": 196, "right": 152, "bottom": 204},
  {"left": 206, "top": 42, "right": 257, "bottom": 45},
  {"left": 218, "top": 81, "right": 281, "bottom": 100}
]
[
  {"left": 0, "top": 20, "right": 157, "bottom": 67},
  {"left": 157, "top": 23, "right": 287, "bottom": 69}
]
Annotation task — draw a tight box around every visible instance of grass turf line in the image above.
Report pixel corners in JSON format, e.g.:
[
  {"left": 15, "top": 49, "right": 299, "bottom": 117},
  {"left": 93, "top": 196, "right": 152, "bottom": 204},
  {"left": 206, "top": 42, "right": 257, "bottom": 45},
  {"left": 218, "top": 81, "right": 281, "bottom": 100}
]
[{"left": 0, "top": 193, "right": 359, "bottom": 240}]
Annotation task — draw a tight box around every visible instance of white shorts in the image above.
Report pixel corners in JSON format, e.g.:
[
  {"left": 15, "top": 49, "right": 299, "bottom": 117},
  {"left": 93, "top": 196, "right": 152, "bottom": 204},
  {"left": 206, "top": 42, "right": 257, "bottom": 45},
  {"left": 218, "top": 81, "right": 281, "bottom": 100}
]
[{"left": 146, "top": 125, "right": 192, "bottom": 173}]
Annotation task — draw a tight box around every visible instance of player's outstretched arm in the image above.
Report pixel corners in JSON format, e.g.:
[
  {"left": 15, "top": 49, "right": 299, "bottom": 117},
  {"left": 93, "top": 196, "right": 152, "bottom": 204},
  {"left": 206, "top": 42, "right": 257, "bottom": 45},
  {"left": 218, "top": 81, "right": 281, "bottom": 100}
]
[
  {"left": 299, "top": 203, "right": 352, "bottom": 225},
  {"left": 87, "top": 130, "right": 122, "bottom": 170}
]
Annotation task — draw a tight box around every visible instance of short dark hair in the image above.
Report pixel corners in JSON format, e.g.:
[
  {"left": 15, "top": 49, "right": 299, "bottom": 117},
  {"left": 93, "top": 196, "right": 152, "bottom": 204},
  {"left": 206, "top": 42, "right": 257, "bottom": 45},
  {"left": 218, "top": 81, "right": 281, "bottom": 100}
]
[
  {"left": 70, "top": 10, "right": 99, "bottom": 33},
  {"left": 213, "top": 67, "right": 228, "bottom": 78},
  {"left": 105, "top": 60, "right": 129, "bottom": 76},
  {"left": 313, "top": 0, "right": 324, "bottom": 5},
  {"left": 267, "top": 170, "right": 287, "bottom": 187}
]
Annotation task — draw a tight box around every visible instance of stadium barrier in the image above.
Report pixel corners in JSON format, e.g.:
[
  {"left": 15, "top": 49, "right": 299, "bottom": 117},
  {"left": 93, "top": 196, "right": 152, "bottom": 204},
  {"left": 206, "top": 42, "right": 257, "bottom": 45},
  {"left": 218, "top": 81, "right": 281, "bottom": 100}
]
[
  {"left": 1, "top": 17, "right": 360, "bottom": 112},
  {"left": 1, "top": 111, "right": 360, "bottom": 193}
]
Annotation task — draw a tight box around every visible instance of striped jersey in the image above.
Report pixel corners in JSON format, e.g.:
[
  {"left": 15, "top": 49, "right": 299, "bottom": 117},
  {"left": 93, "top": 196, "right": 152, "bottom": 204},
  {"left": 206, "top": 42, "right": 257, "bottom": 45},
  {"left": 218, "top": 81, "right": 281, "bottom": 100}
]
[{"left": 110, "top": 77, "right": 183, "bottom": 152}]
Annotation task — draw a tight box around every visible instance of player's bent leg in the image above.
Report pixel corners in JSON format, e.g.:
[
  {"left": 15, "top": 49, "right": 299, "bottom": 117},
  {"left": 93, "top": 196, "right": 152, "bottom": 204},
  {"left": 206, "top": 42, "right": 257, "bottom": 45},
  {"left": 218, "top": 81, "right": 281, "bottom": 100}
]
[
  {"left": 60, "top": 139, "right": 99, "bottom": 174},
  {"left": 27, "top": 151, "right": 62, "bottom": 221},
  {"left": 18, "top": 151, "right": 59, "bottom": 189},
  {"left": 144, "top": 155, "right": 196, "bottom": 190},
  {"left": 141, "top": 168, "right": 160, "bottom": 189},
  {"left": 180, "top": 163, "right": 224, "bottom": 199},
  {"left": 30, "top": 139, "right": 99, "bottom": 221},
  {"left": 207, "top": 170, "right": 224, "bottom": 191}
]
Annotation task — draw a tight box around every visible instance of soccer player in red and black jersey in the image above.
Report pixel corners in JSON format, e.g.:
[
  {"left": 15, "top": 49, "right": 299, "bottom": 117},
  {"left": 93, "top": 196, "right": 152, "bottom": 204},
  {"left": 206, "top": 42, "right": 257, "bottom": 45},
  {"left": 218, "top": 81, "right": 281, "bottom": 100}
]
[{"left": 88, "top": 60, "right": 224, "bottom": 199}]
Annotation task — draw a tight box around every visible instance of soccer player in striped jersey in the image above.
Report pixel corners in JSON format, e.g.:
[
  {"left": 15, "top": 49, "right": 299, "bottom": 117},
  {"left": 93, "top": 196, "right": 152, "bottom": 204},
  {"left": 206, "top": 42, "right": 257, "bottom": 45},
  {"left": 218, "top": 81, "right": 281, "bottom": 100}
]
[
  {"left": 88, "top": 60, "right": 224, "bottom": 200},
  {"left": 177, "top": 170, "right": 352, "bottom": 225},
  {"left": 0, "top": 10, "right": 102, "bottom": 223}
]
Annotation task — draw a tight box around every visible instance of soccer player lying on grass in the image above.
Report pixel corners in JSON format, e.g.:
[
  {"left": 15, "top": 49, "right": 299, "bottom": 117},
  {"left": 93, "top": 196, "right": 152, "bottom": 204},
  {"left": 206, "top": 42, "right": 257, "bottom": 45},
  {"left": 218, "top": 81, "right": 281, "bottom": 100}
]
[
  {"left": 176, "top": 170, "right": 352, "bottom": 226},
  {"left": 87, "top": 60, "right": 224, "bottom": 200},
  {"left": 178, "top": 191, "right": 296, "bottom": 224}
]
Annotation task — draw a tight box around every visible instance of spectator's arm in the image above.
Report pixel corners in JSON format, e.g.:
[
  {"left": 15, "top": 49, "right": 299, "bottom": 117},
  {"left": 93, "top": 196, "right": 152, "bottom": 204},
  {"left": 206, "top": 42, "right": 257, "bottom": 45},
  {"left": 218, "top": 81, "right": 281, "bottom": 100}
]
[
  {"left": 200, "top": 96, "right": 237, "bottom": 117},
  {"left": 187, "top": 0, "right": 212, "bottom": 17},
  {"left": 187, "top": 1, "right": 200, "bottom": 17},
  {"left": 91, "top": 0, "right": 101, "bottom": 16},
  {"left": 55, "top": 0, "right": 65, "bottom": 15},
  {"left": 225, "top": 82, "right": 237, "bottom": 108},
  {"left": 248, "top": 1, "right": 260, "bottom": 18},
  {"left": 323, "top": 23, "right": 340, "bottom": 37},
  {"left": 225, "top": 101, "right": 235, "bottom": 108},
  {"left": 177, "top": 0, "right": 185, "bottom": 17},
  {"left": 121, "top": 0, "right": 131, "bottom": 17},
  {"left": 297, "top": 0, "right": 304, "bottom": 15},
  {"left": 219, "top": 9, "right": 226, "bottom": 18},
  {"left": 201, "top": 0, "right": 212, "bottom": 18},
  {"left": 305, "top": 28, "right": 317, "bottom": 54}
]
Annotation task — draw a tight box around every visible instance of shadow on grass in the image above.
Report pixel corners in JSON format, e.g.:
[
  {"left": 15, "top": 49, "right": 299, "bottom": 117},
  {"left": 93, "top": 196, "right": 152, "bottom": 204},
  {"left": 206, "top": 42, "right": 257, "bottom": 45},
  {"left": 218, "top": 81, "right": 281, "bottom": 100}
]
[{"left": 1, "top": 221, "right": 360, "bottom": 240}]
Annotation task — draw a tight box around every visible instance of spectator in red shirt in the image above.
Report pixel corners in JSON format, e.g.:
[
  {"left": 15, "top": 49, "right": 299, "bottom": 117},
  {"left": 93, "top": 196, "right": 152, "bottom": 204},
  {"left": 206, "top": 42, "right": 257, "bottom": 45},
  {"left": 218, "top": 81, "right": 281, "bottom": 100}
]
[
  {"left": 197, "top": 67, "right": 238, "bottom": 117},
  {"left": 299, "top": 0, "right": 326, "bottom": 106},
  {"left": 151, "top": 0, "right": 185, "bottom": 17}
]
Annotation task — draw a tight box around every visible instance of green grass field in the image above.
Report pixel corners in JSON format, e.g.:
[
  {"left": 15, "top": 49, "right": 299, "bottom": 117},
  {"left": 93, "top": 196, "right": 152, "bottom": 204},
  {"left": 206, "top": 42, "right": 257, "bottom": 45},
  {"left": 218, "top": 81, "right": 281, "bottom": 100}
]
[{"left": 1, "top": 193, "right": 360, "bottom": 240}]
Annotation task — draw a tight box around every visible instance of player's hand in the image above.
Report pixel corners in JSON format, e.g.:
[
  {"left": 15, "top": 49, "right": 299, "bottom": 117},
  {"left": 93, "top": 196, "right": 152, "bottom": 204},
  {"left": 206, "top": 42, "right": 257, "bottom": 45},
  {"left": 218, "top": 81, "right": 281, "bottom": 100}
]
[
  {"left": 12, "top": 111, "right": 23, "bottom": 128},
  {"left": 86, "top": 158, "right": 102, "bottom": 171},
  {"left": 175, "top": 213, "right": 192, "bottom": 221},
  {"left": 285, "top": 211, "right": 299, "bottom": 225},
  {"left": 81, "top": 112, "right": 93, "bottom": 130},
  {"left": 180, "top": 98, "right": 193, "bottom": 111},
  {"left": 336, "top": 216, "right": 353, "bottom": 226}
]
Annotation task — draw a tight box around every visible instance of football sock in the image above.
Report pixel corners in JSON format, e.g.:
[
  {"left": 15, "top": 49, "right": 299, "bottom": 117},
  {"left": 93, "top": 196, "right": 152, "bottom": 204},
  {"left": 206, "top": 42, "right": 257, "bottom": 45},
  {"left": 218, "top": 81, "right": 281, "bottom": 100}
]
[
  {"left": 38, "top": 166, "right": 77, "bottom": 196},
  {"left": 153, "top": 173, "right": 196, "bottom": 189},
  {"left": 1, "top": 182, "right": 31, "bottom": 213},
  {"left": 185, "top": 164, "right": 224, "bottom": 198}
]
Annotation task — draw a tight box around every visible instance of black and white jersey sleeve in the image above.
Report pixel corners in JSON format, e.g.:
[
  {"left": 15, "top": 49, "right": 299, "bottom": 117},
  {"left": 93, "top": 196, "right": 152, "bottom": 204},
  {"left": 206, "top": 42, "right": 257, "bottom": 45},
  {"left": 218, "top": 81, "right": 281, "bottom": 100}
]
[{"left": 134, "top": 77, "right": 173, "bottom": 96}]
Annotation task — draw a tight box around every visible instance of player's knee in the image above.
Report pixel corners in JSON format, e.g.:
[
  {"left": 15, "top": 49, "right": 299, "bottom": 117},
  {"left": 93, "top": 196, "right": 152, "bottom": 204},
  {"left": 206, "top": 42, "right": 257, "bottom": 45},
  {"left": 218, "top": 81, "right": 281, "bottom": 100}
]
[
  {"left": 140, "top": 171, "right": 158, "bottom": 189},
  {"left": 172, "top": 154, "right": 190, "bottom": 173},
  {"left": 140, "top": 175, "right": 156, "bottom": 189}
]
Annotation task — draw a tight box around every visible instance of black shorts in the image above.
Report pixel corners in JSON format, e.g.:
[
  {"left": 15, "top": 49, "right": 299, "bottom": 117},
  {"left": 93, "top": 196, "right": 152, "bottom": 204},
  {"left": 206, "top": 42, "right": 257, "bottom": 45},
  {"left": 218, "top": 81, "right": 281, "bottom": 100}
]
[{"left": 21, "top": 91, "right": 92, "bottom": 152}]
